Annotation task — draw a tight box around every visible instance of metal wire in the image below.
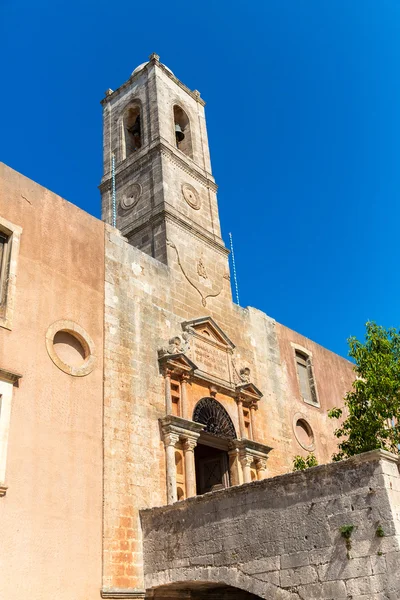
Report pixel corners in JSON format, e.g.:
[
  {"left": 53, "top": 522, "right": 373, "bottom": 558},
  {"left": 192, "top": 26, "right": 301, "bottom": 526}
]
[
  {"left": 229, "top": 232, "right": 240, "bottom": 306},
  {"left": 111, "top": 154, "right": 116, "bottom": 228}
]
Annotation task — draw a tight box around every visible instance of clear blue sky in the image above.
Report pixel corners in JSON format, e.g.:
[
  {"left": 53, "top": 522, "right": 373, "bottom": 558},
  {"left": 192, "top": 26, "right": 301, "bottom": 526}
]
[{"left": 1, "top": 1, "right": 399, "bottom": 358}]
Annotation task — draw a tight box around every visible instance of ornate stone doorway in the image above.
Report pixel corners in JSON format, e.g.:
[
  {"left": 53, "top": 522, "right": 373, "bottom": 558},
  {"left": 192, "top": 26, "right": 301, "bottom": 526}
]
[{"left": 193, "top": 397, "right": 236, "bottom": 495}]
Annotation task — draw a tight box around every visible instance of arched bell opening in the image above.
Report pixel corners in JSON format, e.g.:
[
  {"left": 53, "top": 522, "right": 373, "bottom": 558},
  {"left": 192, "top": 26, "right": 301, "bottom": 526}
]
[
  {"left": 124, "top": 104, "right": 142, "bottom": 158},
  {"left": 173, "top": 105, "right": 193, "bottom": 158},
  {"left": 192, "top": 397, "right": 237, "bottom": 495}
]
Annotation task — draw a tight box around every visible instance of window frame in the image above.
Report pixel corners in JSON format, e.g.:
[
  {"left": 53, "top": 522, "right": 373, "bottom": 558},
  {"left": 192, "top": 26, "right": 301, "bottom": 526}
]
[
  {"left": 0, "top": 216, "right": 22, "bottom": 331},
  {"left": 291, "top": 343, "right": 320, "bottom": 408},
  {"left": 0, "top": 367, "right": 22, "bottom": 496}
]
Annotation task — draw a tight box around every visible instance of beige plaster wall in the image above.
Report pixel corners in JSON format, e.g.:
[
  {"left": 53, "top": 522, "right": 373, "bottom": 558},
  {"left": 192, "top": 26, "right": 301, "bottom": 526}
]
[{"left": 0, "top": 163, "right": 104, "bottom": 600}]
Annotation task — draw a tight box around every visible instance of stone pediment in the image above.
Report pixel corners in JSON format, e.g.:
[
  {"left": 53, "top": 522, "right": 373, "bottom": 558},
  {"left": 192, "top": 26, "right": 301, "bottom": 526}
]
[
  {"left": 158, "top": 352, "right": 197, "bottom": 374},
  {"left": 158, "top": 317, "right": 262, "bottom": 396},
  {"left": 181, "top": 317, "right": 235, "bottom": 350},
  {"left": 235, "top": 382, "right": 263, "bottom": 403}
]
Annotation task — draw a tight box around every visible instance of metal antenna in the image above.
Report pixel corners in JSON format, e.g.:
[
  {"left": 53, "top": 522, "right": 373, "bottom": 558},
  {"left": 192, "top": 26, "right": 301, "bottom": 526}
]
[
  {"left": 111, "top": 154, "right": 117, "bottom": 228},
  {"left": 229, "top": 232, "right": 240, "bottom": 306}
]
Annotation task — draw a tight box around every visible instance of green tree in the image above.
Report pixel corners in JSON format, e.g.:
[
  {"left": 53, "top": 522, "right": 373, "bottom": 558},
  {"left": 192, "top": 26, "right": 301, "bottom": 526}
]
[
  {"left": 293, "top": 453, "right": 318, "bottom": 471},
  {"left": 328, "top": 322, "right": 400, "bottom": 460}
]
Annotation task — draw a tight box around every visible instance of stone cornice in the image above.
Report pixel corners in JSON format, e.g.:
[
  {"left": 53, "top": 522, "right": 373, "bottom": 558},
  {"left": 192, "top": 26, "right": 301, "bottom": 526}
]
[
  {"left": 119, "top": 207, "right": 229, "bottom": 257},
  {"left": 233, "top": 439, "right": 273, "bottom": 459},
  {"left": 0, "top": 367, "right": 22, "bottom": 385},
  {"left": 99, "top": 139, "right": 217, "bottom": 193},
  {"left": 100, "top": 56, "right": 205, "bottom": 107},
  {"left": 158, "top": 141, "right": 217, "bottom": 190},
  {"left": 160, "top": 415, "right": 205, "bottom": 439}
]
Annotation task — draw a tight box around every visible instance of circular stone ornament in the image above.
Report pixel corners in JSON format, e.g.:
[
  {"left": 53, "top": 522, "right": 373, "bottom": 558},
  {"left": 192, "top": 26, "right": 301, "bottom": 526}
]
[
  {"left": 121, "top": 183, "right": 142, "bottom": 210},
  {"left": 46, "top": 320, "right": 96, "bottom": 377},
  {"left": 182, "top": 183, "right": 201, "bottom": 210},
  {"left": 293, "top": 413, "right": 315, "bottom": 451}
]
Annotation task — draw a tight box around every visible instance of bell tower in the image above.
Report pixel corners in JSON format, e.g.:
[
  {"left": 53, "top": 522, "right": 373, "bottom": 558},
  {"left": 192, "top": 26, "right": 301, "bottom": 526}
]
[{"left": 99, "top": 53, "right": 228, "bottom": 271}]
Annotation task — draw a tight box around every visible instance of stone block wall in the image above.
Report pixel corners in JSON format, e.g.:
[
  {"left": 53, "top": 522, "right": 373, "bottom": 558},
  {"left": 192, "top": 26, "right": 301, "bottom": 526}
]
[
  {"left": 102, "top": 224, "right": 355, "bottom": 592},
  {"left": 141, "top": 451, "right": 400, "bottom": 599}
]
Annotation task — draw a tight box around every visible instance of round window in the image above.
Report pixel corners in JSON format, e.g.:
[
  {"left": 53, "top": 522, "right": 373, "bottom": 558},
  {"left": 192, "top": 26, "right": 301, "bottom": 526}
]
[
  {"left": 46, "top": 320, "right": 96, "bottom": 376},
  {"left": 293, "top": 414, "right": 315, "bottom": 451}
]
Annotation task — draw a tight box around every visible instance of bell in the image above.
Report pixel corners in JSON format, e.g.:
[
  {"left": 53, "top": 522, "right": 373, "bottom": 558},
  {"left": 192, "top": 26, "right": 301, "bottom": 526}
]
[
  {"left": 175, "top": 123, "right": 185, "bottom": 143},
  {"left": 129, "top": 115, "right": 141, "bottom": 138}
]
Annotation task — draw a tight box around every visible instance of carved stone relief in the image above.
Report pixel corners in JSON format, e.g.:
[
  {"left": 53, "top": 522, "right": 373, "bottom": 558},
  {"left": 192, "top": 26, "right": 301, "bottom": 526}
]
[
  {"left": 197, "top": 258, "right": 207, "bottom": 279},
  {"left": 167, "top": 239, "right": 229, "bottom": 307},
  {"left": 182, "top": 183, "right": 201, "bottom": 210},
  {"left": 121, "top": 182, "right": 142, "bottom": 209}
]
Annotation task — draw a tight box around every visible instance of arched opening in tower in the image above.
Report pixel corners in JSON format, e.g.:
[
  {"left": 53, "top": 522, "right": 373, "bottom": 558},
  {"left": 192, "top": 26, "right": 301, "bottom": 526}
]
[
  {"left": 173, "top": 105, "right": 193, "bottom": 158},
  {"left": 124, "top": 105, "right": 142, "bottom": 156}
]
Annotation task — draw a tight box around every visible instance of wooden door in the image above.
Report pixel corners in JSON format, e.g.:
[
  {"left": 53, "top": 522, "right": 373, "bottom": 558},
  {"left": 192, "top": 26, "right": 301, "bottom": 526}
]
[{"left": 198, "top": 452, "right": 229, "bottom": 494}]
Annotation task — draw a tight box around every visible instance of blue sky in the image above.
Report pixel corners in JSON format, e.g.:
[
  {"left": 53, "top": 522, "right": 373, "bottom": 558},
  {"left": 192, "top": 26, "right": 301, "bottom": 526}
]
[{"left": 1, "top": 0, "right": 399, "bottom": 358}]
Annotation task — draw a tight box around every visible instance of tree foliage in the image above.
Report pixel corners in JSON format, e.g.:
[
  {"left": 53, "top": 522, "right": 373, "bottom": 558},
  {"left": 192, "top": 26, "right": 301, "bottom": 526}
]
[
  {"left": 328, "top": 322, "right": 400, "bottom": 460},
  {"left": 293, "top": 453, "right": 318, "bottom": 471}
]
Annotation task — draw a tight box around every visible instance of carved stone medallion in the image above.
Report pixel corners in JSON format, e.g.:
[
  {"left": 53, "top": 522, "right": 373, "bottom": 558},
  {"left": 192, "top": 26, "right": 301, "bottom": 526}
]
[
  {"left": 121, "top": 183, "right": 142, "bottom": 209},
  {"left": 182, "top": 183, "right": 201, "bottom": 210}
]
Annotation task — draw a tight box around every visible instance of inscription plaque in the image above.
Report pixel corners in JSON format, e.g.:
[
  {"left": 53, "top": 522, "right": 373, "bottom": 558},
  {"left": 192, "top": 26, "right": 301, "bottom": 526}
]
[{"left": 192, "top": 337, "right": 230, "bottom": 382}]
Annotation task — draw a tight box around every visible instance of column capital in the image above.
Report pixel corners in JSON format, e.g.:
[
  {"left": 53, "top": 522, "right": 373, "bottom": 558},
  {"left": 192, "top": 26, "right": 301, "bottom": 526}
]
[
  {"left": 239, "top": 453, "right": 253, "bottom": 468},
  {"left": 183, "top": 436, "right": 198, "bottom": 452},
  {"left": 163, "top": 432, "right": 180, "bottom": 447},
  {"left": 255, "top": 457, "right": 268, "bottom": 470},
  {"left": 180, "top": 372, "right": 191, "bottom": 382},
  {"left": 162, "top": 366, "right": 174, "bottom": 378}
]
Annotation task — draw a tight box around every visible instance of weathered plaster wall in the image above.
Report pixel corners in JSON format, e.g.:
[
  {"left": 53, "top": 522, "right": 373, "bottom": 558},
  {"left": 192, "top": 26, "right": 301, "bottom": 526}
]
[
  {"left": 0, "top": 163, "right": 104, "bottom": 600},
  {"left": 141, "top": 451, "right": 400, "bottom": 600}
]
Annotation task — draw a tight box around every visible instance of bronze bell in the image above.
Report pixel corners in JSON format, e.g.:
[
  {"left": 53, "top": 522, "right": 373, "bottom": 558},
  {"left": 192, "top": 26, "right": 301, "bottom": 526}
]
[
  {"left": 129, "top": 115, "right": 141, "bottom": 138},
  {"left": 175, "top": 123, "right": 185, "bottom": 143}
]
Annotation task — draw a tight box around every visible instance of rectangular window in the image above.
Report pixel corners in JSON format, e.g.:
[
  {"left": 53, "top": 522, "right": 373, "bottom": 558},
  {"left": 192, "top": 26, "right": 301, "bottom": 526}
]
[
  {"left": 0, "top": 217, "right": 22, "bottom": 330},
  {"left": 295, "top": 350, "right": 318, "bottom": 405},
  {"left": 0, "top": 231, "right": 10, "bottom": 308}
]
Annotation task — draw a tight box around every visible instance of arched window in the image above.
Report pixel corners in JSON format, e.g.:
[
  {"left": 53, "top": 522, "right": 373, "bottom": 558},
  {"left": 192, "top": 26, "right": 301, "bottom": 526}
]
[
  {"left": 173, "top": 105, "right": 193, "bottom": 158},
  {"left": 193, "top": 398, "right": 236, "bottom": 440},
  {"left": 124, "top": 105, "right": 142, "bottom": 158}
]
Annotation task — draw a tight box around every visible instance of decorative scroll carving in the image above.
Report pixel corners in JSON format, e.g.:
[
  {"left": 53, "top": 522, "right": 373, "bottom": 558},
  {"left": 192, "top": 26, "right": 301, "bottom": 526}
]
[
  {"left": 167, "top": 239, "right": 224, "bottom": 307},
  {"left": 240, "top": 367, "right": 251, "bottom": 383},
  {"left": 158, "top": 333, "right": 190, "bottom": 358}
]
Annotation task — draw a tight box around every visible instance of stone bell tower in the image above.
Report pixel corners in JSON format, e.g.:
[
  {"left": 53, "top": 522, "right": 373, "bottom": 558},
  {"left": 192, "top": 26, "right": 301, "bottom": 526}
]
[{"left": 99, "top": 53, "right": 229, "bottom": 278}]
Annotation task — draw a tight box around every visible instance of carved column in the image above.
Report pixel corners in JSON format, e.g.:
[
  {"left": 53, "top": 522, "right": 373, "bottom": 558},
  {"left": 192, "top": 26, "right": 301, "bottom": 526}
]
[
  {"left": 228, "top": 447, "right": 242, "bottom": 486},
  {"left": 164, "top": 368, "right": 173, "bottom": 415},
  {"left": 180, "top": 374, "right": 190, "bottom": 420},
  {"left": 240, "top": 454, "right": 253, "bottom": 484},
  {"left": 183, "top": 436, "right": 198, "bottom": 498},
  {"left": 256, "top": 458, "right": 267, "bottom": 480},
  {"left": 164, "top": 432, "right": 179, "bottom": 504},
  {"left": 237, "top": 398, "right": 246, "bottom": 439}
]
